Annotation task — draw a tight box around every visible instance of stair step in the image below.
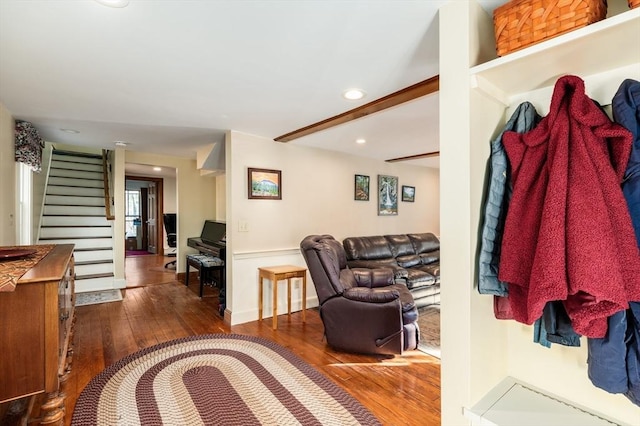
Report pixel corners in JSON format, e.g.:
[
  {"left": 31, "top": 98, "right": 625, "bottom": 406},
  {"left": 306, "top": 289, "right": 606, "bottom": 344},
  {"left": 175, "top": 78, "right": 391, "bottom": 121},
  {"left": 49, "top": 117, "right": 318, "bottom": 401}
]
[
  {"left": 44, "top": 205, "right": 106, "bottom": 216},
  {"left": 75, "top": 259, "right": 113, "bottom": 266},
  {"left": 48, "top": 176, "right": 104, "bottom": 189},
  {"left": 46, "top": 185, "right": 105, "bottom": 197},
  {"left": 73, "top": 249, "right": 113, "bottom": 265},
  {"left": 76, "top": 272, "right": 114, "bottom": 280},
  {"left": 40, "top": 224, "right": 111, "bottom": 228},
  {"left": 52, "top": 150, "right": 102, "bottom": 161},
  {"left": 39, "top": 237, "right": 113, "bottom": 249},
  {"left": 50, "top": 160, "right": 103, "bottom": 172},
  {"left": 75, "top": 262, "right": 113, "bottom": 276},
  {"left": 74, "top": 275, "right": 115, "bottom": 293},
  {"left": 73, "top": 249, "right": 114, "bottom": 263},
  {"left": 42, "top": 216, "right": 109, "bottom": 227},
  {"left": 49, "top": 168, "right": 103, "bottom": 180},
  {"left": 74, "top": 247, "right": 113, "bottom": 252},
  {"left": 50, "top": 157, "right": 103, "bottom": 168},
  {"left": 45, "top": 195, "right": 105, "bottom": 206},
  {"left": 40, "top": 235, "right": 113, "bottom": 240},
  {"left": 39, "top": 226, "right": 112, "bottom": 239}
]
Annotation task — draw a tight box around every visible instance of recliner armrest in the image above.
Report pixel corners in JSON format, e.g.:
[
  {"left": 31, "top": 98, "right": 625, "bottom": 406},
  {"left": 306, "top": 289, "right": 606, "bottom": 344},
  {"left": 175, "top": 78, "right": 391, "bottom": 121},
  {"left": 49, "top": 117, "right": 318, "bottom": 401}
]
[
  {"left": 343, "top": 287, "right": 399, "bottom": 303},
  {"left": 353, "top": 267, "right": 394, "bottom": 288},
  {"left": 393, "top": 268, "right": 409, "bottom": 280}
]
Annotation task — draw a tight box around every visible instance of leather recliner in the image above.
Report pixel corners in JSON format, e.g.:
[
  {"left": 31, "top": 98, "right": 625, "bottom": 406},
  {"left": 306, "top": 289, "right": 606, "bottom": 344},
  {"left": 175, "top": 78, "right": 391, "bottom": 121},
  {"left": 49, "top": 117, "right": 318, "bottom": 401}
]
[{"left": 300, "top": 234, "right": 419, "bottom": 355}]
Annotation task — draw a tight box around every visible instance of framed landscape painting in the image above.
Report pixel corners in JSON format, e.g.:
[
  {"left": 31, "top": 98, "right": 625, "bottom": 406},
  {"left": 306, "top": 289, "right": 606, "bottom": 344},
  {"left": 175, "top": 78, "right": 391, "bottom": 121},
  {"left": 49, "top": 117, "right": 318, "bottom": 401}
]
[
  {"left": 378, "top": 175, "right": 398, "bottom": 215},
  {"left": 354, "top": 174, "right": 370, "bottom": 201},
  {"left": 248, "top": 168, "right": 281, "bottom": 200},
  {"left": 402, "top": 185, "right": 415, "bottom": 202}
]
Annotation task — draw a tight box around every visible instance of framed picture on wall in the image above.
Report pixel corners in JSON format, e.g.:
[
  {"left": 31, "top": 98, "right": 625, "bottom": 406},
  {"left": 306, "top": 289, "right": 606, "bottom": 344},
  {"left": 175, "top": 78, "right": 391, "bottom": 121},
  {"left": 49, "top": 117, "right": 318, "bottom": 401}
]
[
  {"left": 248, "top": 168, "right": 282, "bottom": 200},
  {"left": 401, "top": 185, "right": 415, "bottom": 202},
  {"left": 378, "top": 175, "right": 398, "bottom": 215},
  {"left": 354, "top": 174, "right": 370, "bottom": 201}
]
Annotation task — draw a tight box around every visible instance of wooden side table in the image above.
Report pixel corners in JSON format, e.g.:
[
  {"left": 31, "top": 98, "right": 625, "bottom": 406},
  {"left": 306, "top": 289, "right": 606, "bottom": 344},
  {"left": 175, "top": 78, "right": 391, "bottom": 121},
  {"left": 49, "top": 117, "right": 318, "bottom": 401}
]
[{"left": 258, "top": 265, "right": 307, "bottom": 330}]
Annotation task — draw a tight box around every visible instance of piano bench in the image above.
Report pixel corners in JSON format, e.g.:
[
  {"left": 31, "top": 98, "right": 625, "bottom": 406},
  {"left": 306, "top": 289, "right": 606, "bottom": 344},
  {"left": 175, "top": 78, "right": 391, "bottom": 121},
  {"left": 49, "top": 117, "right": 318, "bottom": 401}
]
[{"left": 186, "top": 254, "right": 225, "bottom": 298}]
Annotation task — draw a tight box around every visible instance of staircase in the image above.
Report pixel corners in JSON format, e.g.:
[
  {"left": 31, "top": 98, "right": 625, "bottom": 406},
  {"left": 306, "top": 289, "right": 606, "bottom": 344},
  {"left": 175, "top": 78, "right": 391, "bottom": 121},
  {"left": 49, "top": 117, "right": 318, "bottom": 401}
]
[{"left": 38, "top": 149, "right": 115, "bottom": 293}]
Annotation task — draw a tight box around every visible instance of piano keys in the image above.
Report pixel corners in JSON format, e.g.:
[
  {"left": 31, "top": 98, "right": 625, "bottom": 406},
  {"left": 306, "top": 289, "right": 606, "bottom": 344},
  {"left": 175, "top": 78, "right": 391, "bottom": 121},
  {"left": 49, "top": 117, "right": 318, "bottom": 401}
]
[
  {"left": 187, "top": 220, "right": 226, "bottom": 259},
  {"left": 187, "top": 220, "right": 226, "bottom": 315}
]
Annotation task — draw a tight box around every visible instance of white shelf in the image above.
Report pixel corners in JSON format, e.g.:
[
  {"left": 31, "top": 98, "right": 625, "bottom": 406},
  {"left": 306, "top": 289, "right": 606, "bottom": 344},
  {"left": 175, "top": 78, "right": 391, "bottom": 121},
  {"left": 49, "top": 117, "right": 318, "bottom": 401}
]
[
  {"left": 463, "top": 377, "right": 625, "bottom": 426},
  {"left": 470, "top": 8, "right": 640, "bottom": 101}
]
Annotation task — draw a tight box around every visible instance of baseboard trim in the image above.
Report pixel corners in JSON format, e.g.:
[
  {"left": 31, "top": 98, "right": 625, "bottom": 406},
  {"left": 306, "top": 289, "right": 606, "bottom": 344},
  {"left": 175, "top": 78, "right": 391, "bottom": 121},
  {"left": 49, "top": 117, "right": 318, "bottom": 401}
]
[{"left": 229, "top": 297, "right": 319, "bottom": 326}]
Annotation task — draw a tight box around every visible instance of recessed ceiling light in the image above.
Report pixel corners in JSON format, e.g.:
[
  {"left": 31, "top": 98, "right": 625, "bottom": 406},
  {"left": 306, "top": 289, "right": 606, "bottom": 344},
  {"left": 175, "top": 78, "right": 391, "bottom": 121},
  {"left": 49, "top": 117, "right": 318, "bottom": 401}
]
[
  {"left": 343, "top": 89, "right": 366, "bottom": 100},
  {"left": 114, "top": 141, "right": 128, "bottom": 147},
  {"left": 60, "top": 128, "right": 80, "bottom": 134},
  {"left": 153, "top": 167, "right": 162, "bottom": 172},
  {"left": 356, "top": 138, "right": 366, "bottom": 144},
  {"left": 94, "top": 0, "right": 129, "bottom": 7}
]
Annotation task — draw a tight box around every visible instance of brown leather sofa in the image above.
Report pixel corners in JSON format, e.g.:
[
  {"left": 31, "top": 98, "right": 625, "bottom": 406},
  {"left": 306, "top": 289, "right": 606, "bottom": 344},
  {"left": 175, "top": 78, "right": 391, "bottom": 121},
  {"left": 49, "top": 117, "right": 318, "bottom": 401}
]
[
  {"left": 300, "top": 234, "right": 419, "bottom": 355},
  {"left": 342, "top": 233, "right": 440, "bottom": 308}
]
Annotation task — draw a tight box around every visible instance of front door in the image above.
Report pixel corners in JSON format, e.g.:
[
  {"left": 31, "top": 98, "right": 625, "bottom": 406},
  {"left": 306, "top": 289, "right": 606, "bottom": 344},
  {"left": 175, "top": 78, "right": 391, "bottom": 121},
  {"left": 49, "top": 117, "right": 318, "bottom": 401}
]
[{"left": 147, "top": 182, "right": 157, "bottom": 254}]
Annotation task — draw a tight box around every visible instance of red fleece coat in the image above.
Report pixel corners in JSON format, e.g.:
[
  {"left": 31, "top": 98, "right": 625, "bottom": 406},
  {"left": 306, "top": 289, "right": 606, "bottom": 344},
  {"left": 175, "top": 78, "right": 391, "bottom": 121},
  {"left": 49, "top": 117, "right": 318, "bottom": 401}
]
[{"left": 499, "top": 75, "right": 640, "bottom": 338}]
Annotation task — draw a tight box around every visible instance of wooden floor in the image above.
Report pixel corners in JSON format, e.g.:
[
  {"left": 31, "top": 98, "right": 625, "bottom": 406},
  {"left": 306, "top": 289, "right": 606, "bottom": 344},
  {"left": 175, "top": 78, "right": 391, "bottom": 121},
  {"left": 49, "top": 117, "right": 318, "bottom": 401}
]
[
  {"left": 61, "top": 255, "right": 441, "bottom": 426},
  {"left": 123, "top": 253, "right": 178, "bottom": 287}
]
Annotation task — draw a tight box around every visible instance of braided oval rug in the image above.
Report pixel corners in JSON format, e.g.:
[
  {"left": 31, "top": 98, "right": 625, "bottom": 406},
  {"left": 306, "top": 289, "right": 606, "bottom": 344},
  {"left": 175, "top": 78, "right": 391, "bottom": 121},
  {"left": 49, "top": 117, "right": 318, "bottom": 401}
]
[{"left": 71, "top": 334, "right": 380, "bottom": 426}]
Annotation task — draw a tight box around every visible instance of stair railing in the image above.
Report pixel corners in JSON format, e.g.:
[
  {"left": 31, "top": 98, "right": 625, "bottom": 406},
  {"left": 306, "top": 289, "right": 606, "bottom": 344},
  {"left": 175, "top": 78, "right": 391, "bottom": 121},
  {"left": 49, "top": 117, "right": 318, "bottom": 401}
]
[{"left": 102, "top": 149, "right": 115, "bottom": 220}]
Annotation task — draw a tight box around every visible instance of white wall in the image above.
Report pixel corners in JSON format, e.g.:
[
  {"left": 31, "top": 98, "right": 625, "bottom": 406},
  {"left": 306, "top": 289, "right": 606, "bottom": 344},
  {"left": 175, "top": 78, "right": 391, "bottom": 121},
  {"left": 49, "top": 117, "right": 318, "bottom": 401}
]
[
  {"left": 227, "top": 130, "right": 439, "bottom": 325},
  {"left": 0, "top": 102, "right": 16, "bottom": 245},
  {"left": 215, "top": 174, "right": 226, "bottom": 221},
  {"left": 113, "top": 148, "right": 125, "bottom": 286},
  {"left": 163, "top": 175, "right": 177, "bottom": 251},
  {"left": 163, "top": 176, "right": 177, "bottom": 214},
  {"left": 440, "top": 4, "right": 500, "bottom": 425}
]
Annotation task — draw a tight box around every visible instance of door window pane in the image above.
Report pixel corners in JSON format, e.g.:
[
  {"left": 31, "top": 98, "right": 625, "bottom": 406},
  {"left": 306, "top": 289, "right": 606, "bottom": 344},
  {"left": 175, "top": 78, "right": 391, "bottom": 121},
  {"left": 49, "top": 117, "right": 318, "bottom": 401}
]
[{"left": 125, "top": 190, "right": 141, "bottom": 237}]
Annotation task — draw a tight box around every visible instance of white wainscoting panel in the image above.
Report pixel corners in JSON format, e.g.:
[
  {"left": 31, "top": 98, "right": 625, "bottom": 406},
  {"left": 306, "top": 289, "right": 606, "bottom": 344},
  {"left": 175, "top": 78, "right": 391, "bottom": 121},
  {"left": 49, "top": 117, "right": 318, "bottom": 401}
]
[{"left": 230, "top": 248, "right": 319, "bottom": 326}]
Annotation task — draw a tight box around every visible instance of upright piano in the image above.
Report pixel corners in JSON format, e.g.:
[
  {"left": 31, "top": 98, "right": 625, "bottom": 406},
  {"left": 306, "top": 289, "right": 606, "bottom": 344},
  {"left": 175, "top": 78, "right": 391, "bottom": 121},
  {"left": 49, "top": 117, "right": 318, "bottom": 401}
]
[{"left": 187, "top": 220, "right": 227, "bottom": 315}]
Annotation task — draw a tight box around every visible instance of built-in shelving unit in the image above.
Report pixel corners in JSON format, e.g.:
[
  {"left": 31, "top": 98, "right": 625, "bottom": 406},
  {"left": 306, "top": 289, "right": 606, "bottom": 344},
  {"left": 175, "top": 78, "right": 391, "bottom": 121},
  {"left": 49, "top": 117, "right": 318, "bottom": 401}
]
[
  {"left": 439, "top": 2, "right": 640, "bottom": 425},
  {"left": 470, "top": 8, "right": 640, "bottom": 104}
]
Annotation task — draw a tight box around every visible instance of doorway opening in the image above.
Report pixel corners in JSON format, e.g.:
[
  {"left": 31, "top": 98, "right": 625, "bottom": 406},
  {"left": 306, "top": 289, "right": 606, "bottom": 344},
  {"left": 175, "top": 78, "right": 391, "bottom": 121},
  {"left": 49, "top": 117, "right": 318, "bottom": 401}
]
[{"left": 125, "top": 175, "right": 164, "bottom": 258}]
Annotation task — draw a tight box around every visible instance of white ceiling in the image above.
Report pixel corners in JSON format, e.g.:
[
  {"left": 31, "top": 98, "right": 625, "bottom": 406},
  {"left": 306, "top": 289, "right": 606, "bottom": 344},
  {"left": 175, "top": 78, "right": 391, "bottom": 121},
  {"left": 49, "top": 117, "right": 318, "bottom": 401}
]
[
  {"left": 0, "top": 0, "right": 505, "bottom": 170},
  {"left": 126, "top": 162, "right": 176, "bottom": 178}
]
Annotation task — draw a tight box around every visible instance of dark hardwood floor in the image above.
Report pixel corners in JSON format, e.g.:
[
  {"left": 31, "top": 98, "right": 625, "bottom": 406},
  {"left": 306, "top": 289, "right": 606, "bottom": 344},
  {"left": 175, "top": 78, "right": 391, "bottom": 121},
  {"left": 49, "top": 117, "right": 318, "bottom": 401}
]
[{"left": 62, "top": 255, "right": 441, "bottom": 425}]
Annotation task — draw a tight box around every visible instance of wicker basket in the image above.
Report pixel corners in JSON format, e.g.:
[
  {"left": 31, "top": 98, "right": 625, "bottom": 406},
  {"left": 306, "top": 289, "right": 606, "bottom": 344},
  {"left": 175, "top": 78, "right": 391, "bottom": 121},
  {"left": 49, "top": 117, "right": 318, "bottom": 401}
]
[
  {"left": 493, "top": 0, "right": 608, "bottom": 56},
  {"left": 629, "top": 0, "right": 640, "bottom": 9}
]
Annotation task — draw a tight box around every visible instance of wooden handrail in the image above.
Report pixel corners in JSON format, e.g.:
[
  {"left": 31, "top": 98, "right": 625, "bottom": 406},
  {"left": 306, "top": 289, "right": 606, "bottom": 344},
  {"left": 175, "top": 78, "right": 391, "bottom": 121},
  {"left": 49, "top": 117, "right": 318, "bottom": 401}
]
[{"left": 102, "top": 149, "right": 115, "bottom": 221}]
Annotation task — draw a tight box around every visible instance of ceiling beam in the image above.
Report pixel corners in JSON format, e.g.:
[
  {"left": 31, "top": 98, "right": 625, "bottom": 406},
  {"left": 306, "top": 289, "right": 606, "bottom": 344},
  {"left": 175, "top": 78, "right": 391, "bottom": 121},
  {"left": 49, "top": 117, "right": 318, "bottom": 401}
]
[
  {"left": 274, "top": 75, "right": 439, "bottom": 143},
  {"left": 385, "top": 151, "right": 440, "bottom": 163}
]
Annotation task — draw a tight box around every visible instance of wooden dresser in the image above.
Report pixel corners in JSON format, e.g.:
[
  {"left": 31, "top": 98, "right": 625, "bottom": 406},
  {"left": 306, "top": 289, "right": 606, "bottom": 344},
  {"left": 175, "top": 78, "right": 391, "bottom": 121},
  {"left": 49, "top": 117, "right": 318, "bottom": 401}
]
[{"left": 0, "top": 244, "right": 75, "bottom": 425}]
